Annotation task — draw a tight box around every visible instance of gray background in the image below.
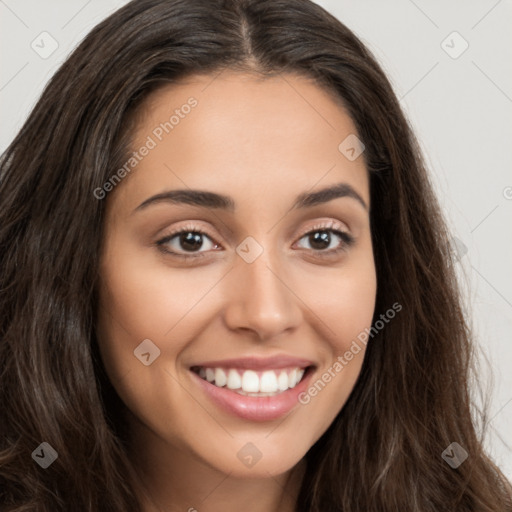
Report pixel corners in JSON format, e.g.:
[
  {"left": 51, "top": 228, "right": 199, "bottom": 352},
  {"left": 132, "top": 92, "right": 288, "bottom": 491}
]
[{"left": 1, "top": 0, "right": 511, "bottom": 477}]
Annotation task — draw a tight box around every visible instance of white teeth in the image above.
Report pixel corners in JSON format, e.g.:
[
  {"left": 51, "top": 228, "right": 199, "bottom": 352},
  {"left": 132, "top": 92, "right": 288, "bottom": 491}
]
[
  {"left": 196, "top": 366, "right": 308, "bottom": 394},
  {"left": 277, "top": 371, "right": 289, "bottom": 391},
  {"left": 214, "top": 368, "right": 227, "bottom": 387},
  {"left": 241, "top": 370, "right": 260, "bottom": 392},
  {"left": 260, "top": 370, "right": 278, "bottom": 393},
  {"left": 289, "top": 368, "right": 298, "bottom": 387},
  {"left": 205, "top": 368, "right": 215, "bottom": 382},
  {"left": 226, "top": 369, "right": 242, "bottom": 390}
]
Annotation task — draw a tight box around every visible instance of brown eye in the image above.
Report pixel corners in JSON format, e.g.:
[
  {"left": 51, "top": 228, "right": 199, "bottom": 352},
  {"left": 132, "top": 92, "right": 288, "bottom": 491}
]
[
  {"left": 296, "top": 228, "right": 354, "bottom": 254},
  {"left": 307, "top": 231, "right": 332, "bottom": 250},
  {"left": 177, "top": 232, "right": 207, "bottom": 252},
  {"left": 157, "top": 228, "right": 221, "bottom": 258}
]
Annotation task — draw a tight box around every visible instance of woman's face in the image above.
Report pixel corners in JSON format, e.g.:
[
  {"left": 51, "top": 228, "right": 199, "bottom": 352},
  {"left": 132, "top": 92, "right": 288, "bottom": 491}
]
[{"left": 97, "top": 71, "right": 377, "bottom": 478}]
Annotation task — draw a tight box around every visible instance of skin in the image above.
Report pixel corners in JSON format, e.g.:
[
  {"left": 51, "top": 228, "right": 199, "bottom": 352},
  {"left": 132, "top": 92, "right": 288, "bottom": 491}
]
[{"left": 96, "top": 71, "right": 377, "bottom": 512}]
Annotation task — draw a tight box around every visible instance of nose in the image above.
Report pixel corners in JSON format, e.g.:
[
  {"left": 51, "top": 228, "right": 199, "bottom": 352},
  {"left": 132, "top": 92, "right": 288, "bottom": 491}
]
[{"left": 222, "top": 248, "right": 303, "bottom": 341}]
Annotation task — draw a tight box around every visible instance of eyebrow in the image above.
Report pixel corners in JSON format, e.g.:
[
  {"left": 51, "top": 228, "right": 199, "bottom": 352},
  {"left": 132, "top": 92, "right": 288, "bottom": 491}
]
[{"left": 132, "top": 182, "right": 368, "bottom": 214}]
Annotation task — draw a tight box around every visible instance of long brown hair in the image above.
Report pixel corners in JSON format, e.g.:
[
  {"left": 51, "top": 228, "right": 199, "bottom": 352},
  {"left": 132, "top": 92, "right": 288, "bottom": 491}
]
[{"left": 1, "top": 0, "right": 510, "bottom": 510}]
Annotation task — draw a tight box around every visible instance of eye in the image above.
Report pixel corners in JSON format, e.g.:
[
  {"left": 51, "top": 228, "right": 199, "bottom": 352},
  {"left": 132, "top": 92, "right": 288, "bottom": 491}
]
[
  {"left": 156, "top": 224, "right": 220, "bottom": 259},
  {"left": 156, "top": 220, "right": 355, "bottom": 261},
  {"left": 294, "top": 221, "right": 355, "bottom": 255}
]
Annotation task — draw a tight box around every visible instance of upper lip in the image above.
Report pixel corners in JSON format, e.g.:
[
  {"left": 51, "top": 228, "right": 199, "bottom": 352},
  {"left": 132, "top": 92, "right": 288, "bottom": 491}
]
[{"left": 190, "top": 354, "right": 315, "bottom": 370}]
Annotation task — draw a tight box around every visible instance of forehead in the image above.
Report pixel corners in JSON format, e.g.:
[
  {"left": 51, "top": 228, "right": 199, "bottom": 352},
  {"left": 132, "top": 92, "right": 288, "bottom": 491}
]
[{"left": 109, "top": 71, "right": 369, "bottom": 214}]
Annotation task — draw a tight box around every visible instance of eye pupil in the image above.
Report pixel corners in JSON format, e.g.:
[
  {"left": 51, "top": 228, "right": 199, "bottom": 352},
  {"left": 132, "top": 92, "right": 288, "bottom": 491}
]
[
  {"left": 180, "top": 232, "right": 203, "bottom": 251},
  {"left": 309, "top": 231, "right": 330, "bottom": 250}
]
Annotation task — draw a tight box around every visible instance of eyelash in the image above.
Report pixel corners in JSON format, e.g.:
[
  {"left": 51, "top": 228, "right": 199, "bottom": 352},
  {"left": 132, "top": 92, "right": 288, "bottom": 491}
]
[{"left": 155, "top": 221, "right": 355, "bottom": 261}]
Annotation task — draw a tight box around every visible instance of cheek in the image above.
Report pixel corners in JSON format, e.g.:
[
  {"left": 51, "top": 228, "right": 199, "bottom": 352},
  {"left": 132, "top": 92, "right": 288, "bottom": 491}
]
[
  {"left": 95, "top": 245, "right": 219, "bottom": 443},
  {"left": 295, "top": 277, "right": 375, "bottom": 438},
  {"left": 300, "top": 251, "right": 377, "bottom": 352},
  {"left": 95, "top": 237, "right": 232, "bottom": 396},
  {"left": 98, "top": 241, "right": 216, "bottom": 347},
  {"left": 292, "top": 253, "right": 376, "bottom": 420}
]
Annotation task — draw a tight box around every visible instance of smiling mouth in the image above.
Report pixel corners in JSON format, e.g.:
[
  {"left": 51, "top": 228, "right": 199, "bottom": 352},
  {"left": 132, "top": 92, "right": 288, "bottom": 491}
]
[{"left": 190, "top": 365, "right": 314, "bottom": 397}]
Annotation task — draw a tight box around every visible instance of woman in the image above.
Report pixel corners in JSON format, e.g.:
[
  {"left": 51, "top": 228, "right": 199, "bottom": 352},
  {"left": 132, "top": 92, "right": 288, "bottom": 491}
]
[{"left": 1, "top": 0, "right": 510, "bottom": 510}]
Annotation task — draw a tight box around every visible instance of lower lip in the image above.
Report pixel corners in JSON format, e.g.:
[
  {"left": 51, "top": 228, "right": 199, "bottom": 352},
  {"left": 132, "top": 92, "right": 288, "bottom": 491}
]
[{"left": 189, "top": 368, "right": 314, "bottom": 422}]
